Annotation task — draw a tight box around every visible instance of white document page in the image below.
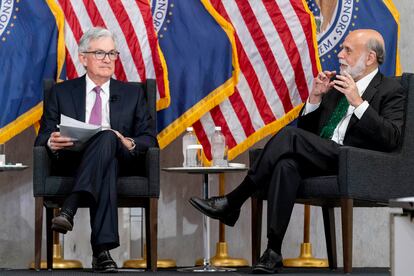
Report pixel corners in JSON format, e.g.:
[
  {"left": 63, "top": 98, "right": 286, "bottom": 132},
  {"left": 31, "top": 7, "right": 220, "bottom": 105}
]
[{"left": 59, "top": 114, "right": 102, "bottom": 151}]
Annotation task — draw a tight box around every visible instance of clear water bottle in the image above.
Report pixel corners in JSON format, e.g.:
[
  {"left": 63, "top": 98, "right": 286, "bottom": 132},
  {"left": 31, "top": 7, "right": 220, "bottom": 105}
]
[
  {"left": 211, "top": 126, "right": 228, "bottom": 167},
  {"left": 182, "top": 127, "right": 197, "bottom": 166}
]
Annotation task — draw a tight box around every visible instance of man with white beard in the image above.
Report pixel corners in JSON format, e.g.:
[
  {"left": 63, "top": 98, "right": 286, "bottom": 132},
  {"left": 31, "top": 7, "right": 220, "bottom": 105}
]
[{"left": 189, "top": 29, "right": 406, "bottom": 274}]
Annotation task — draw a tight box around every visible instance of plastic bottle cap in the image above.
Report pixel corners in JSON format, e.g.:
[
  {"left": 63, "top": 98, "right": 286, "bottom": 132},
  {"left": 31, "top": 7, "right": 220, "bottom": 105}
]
[
  {"left": 187, "top": 144, "right": 202, "bottom": 149},
  {"left": 186, "top": 127, "right": 194, "bottom": 132},
  {"left": 214, "top": 126, "right": 221, "bottom": 131}
]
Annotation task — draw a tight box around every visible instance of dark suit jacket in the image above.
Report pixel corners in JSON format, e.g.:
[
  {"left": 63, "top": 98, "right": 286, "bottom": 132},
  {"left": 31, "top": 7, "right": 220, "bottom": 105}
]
[
  {"left": 297, "top": 72, "right": 406, "bottom": 152},
  {"left": 35, "top": 75, "right": 158, "bottom": 154}
]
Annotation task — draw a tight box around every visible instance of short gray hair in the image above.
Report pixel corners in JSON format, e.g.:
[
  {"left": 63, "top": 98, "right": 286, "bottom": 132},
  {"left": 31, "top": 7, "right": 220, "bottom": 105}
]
[
  {"left": 78, "top": 27, "right": 117, "bottom": 53},
  {"left": 367, "top": 38, "right": 385, "bottom": 65}
]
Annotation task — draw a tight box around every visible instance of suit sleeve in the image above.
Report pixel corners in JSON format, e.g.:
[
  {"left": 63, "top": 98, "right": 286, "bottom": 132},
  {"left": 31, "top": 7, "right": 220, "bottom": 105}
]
[
  {"left": 130, "top": 86, "right": 158, "bottom": 154},
  {"left": 349, "top": 84, "right": 406, "bottom": 151},
  {"left": 34, "top": 85, "right": 60, "bottom": 147}
]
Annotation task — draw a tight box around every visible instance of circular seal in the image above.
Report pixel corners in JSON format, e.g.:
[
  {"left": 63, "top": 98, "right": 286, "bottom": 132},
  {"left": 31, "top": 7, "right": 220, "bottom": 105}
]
[
  {"left": 0, "top": 0, "right": 15, "bottom": 38},
  {"left": 308, "top": 0, "right": 357, "bottom": 60},
  {"left": 151, "top": 0, "right": 170, "bottom": 33}
]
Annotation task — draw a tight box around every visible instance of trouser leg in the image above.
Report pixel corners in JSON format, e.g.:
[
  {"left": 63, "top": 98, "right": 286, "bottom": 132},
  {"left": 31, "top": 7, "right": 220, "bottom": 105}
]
[
  {"left": 248, "top": 126, "right": 339, "bottom": 186},
  {"left": 71, "top": 130, "right": 130, "bottom": 249},
  {"left": 90, "top": 158, "right": 119, "bottom": 249},
  {"left": 266, "top": 158, "right": 301, "bottom": 253}
]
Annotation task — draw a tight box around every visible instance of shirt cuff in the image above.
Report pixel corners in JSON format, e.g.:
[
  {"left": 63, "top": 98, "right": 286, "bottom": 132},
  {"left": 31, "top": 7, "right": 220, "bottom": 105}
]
[
  {"left": 47, "top": 137, "right": 58, "bottom": 155},
  {"left": 353, "top": 100, "right": 369, "bottom": 119},
  {"left": 302, "top": 98, "right": 320, "bottom": 115},
  {"left": 125, "top": 137, "right": 136, "bottom": 152}
]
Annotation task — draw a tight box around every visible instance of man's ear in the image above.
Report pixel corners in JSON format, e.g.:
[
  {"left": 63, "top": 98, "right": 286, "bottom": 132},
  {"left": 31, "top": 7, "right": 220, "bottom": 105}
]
[
  {"left": 78, "top": 53, "right": 87, "bottom": 67},
  {"left": 366, "top": 51, "right": 377, "bottom": 66}
]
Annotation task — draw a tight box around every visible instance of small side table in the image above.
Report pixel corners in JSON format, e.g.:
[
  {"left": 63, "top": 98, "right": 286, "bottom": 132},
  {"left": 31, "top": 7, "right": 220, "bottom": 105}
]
[
  {"left": 163, "top": 166, "right": 247, "bottom": 272},
  {"left": 0, "top": 164, "right": 28, "bottom": 172}
]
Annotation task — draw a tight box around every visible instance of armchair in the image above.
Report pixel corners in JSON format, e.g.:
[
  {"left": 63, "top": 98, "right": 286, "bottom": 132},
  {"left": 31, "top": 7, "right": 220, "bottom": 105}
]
[
  {"left": 250, "top": 73, "right": 414, "bottom": 273},
  {"left": 33, "top": 79, "right": 159, "bottom": 271}
]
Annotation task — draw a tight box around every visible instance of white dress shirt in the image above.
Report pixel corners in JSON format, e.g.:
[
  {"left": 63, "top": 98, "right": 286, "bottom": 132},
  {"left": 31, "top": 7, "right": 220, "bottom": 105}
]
[
  {"left": 85, "top": 75, "right": 111, "bottom": 129},
  {"left": 303, "top": 68, "right": 378, "bottom": 144}
]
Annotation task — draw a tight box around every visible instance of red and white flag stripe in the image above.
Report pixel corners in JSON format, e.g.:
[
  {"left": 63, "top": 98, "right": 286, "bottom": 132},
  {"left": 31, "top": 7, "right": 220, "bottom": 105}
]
[
  {"left": 56, "top": 0, "right": 168, "bottom": 110},
  {"left": 195, "top": 0, "right": 319, "bottom": 160}
]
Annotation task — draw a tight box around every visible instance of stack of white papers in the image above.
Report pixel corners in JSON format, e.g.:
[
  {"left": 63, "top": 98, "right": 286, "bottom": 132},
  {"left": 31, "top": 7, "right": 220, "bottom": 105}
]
[{"left": 59, "top": 114, "right": 102, "bottom": 151}]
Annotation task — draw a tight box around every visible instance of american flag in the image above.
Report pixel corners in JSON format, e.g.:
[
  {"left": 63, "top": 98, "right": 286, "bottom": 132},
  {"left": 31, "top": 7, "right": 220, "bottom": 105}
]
[
  {"left": 56, "top": 0, "right": 319, "bottom": 158},
  {"left": 194, "top": 0, "right": 319, "bottom": 160},
  {"left": 55, "top": 0, "right": 169, "bottom": 111}
]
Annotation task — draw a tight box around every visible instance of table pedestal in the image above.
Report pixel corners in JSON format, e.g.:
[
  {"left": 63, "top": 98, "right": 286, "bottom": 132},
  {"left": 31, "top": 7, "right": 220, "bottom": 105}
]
[{"left": 179, "top": 174, "right": 235, "bottom": 272}]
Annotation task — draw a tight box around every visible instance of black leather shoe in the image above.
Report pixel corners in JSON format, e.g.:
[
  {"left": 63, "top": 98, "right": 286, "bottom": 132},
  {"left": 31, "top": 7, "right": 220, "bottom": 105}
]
[
  {"left": 251, "top": 248, "right": 283, "bottom": 274},
  {"left": 189, "top": 196, "right": 240, "bottom": 226},
  {"left": 51, "top": 209, "right": 74, "bottom": 234},
  {"left": 92, "top": 250, "right": 118, "bottom": 273}
]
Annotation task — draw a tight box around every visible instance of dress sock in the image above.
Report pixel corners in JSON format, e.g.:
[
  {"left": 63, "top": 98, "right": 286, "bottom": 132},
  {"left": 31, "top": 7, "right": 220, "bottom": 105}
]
[
  {"left": 267, "top": 235, "right": 282, "bottom": 255},
  {"left": 226, "top": 176, "right": 257, "bottom": 209},
  {"left": 61, "top": 192, "right": 82, "bottom": 215}
]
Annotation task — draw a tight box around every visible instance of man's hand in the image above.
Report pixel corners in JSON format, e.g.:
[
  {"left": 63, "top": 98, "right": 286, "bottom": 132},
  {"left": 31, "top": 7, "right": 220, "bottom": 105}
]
[
  {"left": 48, "top": 132, "right": 75, "bottom": 151},
  {"left": 333, "top": 72, "right": 364, "bottom": 107},
  {"left": 111, "top": 130, "right": 135, "bottom": 151},
  {"left": 309, "top": 71, "right": 336, "bottom": 104}
]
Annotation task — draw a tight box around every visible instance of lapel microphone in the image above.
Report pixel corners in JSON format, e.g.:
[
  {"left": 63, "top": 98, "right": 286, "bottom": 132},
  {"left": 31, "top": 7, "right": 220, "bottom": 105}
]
[{"left": 109, "top": 95, "right": 119, "bottom": 102}]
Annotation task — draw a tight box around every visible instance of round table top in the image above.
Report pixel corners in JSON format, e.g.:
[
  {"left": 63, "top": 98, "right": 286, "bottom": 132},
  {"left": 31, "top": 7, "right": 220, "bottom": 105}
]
[
  {"left": 0, "top": 164, "right": 28, "bottom": 172},
  {"left": 163, "top": 164, "right": 248, "bottom": 174}
]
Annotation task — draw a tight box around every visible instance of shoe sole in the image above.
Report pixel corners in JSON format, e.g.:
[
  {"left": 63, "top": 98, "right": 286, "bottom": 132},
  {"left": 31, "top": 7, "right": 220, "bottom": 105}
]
[
  {"left": 251, "top": 267, "right": 278, "bottom": 274},
  {"left": 188, "top": 198, "right": 238, "bottom": 227},
  {"left": 51, "top": 216, "right": 73, "bottom": 234},
  {"left": 93, "top": 268, "right": 118, "bottom": 273}
]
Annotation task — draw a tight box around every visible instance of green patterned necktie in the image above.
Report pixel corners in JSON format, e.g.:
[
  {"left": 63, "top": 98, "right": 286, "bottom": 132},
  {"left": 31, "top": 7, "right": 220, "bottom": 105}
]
[{"left": 320, "top": 95, "right": 350, "bottom": 139}]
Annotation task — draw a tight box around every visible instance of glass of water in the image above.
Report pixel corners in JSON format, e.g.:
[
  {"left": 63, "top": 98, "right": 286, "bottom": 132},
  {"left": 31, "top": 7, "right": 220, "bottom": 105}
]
[{"left": 186, "top": 144, "right": 203, "bottom": 167}]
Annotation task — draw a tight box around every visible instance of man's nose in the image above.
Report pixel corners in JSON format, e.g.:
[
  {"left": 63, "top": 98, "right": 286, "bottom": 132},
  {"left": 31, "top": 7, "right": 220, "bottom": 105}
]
[
  {"left": 337, "top": 49, "right": 345, "bottom": 59},
  {"left": 102, "top": 54, "right": 111, "bottom": 62}
]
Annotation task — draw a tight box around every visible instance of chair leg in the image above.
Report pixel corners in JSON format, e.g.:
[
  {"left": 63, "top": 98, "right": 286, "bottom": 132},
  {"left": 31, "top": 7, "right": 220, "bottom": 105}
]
[
  {"left": 322, "top": 207, "right": 337, "bottom": 269},
  {"left": 145, "top": 198, "right": 158, "bottom": 272},
  {"left": 34, "top": 197, "right": 44, "bottom": 271},
  {"left": 46, "top": 208, "right": 54, "bottom": 270},
  {"left": 341, "top": 198, "right": 353, "bottom": 273},
  {"left": 251, "top": 196, "right": 263, "bottom": 266}
]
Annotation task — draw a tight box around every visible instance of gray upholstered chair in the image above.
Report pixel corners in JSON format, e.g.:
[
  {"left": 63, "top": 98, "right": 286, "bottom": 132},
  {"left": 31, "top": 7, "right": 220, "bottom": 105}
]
[
  {"left": 33, "top": 79, "right": 159, "bottom": 271},
  {"left": 250, "top": 73, "right": 414, "bottom": 273}
]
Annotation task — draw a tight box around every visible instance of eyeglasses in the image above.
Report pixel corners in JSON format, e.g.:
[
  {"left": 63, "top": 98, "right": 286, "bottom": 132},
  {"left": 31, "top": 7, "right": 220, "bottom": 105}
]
[{"left": 82, "top": 50, "right": 120, "bottom": 60}]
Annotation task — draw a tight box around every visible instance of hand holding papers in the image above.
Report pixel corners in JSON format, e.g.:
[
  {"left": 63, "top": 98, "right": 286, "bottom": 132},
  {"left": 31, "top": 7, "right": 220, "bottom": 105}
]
[{"left": 59, "top": 114, "right": 102, "bottom": 151}]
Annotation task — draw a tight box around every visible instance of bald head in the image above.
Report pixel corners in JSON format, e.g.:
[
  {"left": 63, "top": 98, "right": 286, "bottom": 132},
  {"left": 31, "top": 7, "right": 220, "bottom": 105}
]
[
  {"left": 348, "top": 29, "right": 385, "bottom": 65},
  {"left": 338, "top": 29, "right": 385, "bottom": 81}
]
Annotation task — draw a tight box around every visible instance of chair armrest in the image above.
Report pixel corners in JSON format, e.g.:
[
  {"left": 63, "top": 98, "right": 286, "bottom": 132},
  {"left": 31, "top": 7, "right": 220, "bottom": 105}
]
[
  {"left": 338, "top": 146, "right": 410, "bottom": 201},
  {"left": 145, "top": 147, "right": 160, "bottom": 197},
  {"left": 33, "top": 146, "right": 53, "bottom": 196}
]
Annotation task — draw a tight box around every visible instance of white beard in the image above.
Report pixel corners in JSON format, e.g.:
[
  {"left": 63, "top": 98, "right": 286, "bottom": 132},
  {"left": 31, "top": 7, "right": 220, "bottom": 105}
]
[{"left": 339, "top": 54, "right": 366, "bottom": 79}]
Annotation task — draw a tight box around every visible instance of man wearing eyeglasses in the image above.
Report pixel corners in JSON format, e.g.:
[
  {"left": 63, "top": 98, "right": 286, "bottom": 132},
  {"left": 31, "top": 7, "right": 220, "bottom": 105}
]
[{"left": 35, "top": 27, "right": 158, "bottom": 272}]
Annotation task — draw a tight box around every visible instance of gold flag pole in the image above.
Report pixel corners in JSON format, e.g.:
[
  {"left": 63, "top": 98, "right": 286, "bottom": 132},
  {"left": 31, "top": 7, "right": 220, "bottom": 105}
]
[
  {"left": 283, "top": 204, "right": 328, "bottom": 267},
  {"left": 30, "top": 209, "right": 83, "bottom": 269},
  {"left": 208, "top": 173, "right": 248, "bottom": 267}
]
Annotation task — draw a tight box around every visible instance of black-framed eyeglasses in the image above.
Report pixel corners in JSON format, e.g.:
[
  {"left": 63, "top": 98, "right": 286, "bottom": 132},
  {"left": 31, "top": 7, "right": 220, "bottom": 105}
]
[{"left": 82, "top": 50, "right": 120, "bottom": 60}]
